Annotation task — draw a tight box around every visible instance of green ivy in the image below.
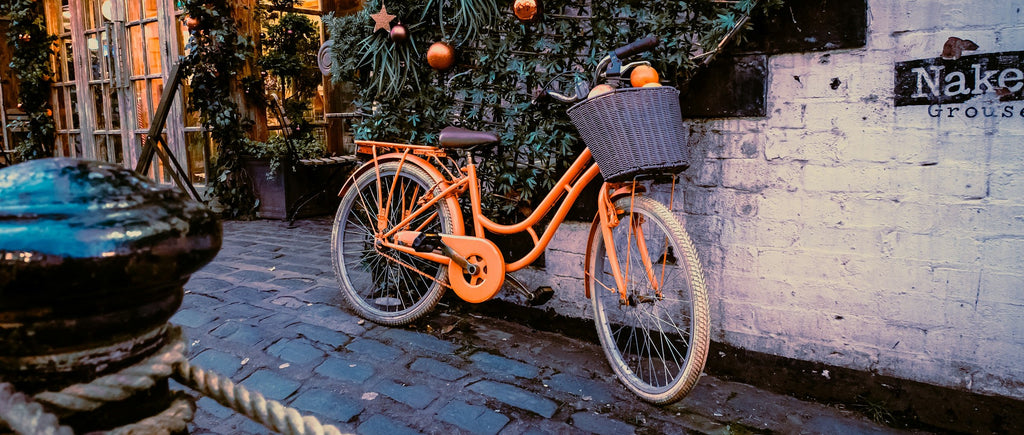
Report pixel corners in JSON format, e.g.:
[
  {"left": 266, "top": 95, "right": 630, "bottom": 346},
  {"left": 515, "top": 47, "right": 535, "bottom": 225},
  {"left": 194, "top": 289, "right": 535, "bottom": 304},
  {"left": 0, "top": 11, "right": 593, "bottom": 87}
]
[
  {"left": 326, "top": 0, "right": 780, "bottom": 221},
  {"left": 180, "top": 0, "right": 256, "bottom": 217},
  {"left": 0, "top": 0, "right": 57, "bottom": 162},
  {"left": 259, "top": 11, "right": 321, "bottom": 142},
  {"left": 242, "top": 134, "right": 323, "bottom": 179}
]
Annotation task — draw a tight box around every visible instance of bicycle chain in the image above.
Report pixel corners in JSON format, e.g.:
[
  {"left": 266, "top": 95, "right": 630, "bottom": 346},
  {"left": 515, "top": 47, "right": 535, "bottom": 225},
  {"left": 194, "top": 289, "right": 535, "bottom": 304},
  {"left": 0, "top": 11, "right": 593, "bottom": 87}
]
[{"left": 375, "top": 245, "right": 453, "bottom": 291}]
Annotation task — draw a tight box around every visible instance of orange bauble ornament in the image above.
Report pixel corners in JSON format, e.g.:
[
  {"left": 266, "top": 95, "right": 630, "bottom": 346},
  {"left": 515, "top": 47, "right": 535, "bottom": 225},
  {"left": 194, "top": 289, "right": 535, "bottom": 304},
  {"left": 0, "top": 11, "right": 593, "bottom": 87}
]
[
  {"left": 630, "top": 65, "right": 660, "bottom": 87},
  {"left": 512, "top": 0, "right": 540, "bottom": 22},
  {"left": 426, "top": 42, "right": 455, "bottom": 70}
]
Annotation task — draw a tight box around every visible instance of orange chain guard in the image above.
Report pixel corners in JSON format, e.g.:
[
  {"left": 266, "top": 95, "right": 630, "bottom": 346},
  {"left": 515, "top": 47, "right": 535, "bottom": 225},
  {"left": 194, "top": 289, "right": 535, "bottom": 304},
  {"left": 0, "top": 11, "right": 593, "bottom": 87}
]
[{"left": 441, "top": 235, "right": 506, "bottom": 303}]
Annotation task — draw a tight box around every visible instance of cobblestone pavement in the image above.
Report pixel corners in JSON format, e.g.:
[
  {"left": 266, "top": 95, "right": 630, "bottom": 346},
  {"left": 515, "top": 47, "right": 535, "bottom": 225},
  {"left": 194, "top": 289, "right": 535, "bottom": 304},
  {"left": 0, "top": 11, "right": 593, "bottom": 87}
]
[{"left": 174, "top": 218, "right": 922, "bottom": 435}]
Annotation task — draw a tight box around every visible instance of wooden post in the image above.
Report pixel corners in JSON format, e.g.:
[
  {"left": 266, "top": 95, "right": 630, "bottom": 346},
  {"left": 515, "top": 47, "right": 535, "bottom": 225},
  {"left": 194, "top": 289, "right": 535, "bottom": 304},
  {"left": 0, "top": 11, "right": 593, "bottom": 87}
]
[
  {"left": 321, "top": 0, "right": 363, "bottom": 155},
  {"left": 232, "top": 0, "right": 267, "bottom": 142}
]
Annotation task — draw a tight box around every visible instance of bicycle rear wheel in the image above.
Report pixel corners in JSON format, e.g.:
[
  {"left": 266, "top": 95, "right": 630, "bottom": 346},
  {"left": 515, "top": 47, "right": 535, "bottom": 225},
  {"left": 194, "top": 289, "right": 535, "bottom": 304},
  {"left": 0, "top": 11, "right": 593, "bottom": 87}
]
[
  {"left": 331, "top": 162, "right": 455, "bottom": 326},
  {"left": 586, "top": 195, "right": 710, "bottom": 404}
]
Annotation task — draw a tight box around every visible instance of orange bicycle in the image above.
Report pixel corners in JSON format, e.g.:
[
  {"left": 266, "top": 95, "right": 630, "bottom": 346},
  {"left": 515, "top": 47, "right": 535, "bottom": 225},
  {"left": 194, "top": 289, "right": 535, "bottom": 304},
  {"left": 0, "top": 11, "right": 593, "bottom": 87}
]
[{"left": 331, "top": 37, "right": 710, "bottom": 404}]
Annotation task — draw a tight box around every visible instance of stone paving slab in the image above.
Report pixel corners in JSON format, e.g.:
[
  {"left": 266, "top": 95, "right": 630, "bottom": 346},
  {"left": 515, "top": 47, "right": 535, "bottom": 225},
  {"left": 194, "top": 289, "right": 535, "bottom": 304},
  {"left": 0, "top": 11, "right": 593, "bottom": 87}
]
[
  {"left": 291, "top": 388, "right": 364, "bottom": 424},
  {"left": 178, "top": 218, "right": 928, "bottom": 435},
  {"left": 437, "top": 400, "right": 511, "bottom": 435},
  {"left": 469, "top": 352, "right": 541, "bottom": 380},
  {"left": 315, "top": 357, "right": 376, "bottom": 384},
  {"left": 468, "top": 380, "right": 559, "bottom": 418}
]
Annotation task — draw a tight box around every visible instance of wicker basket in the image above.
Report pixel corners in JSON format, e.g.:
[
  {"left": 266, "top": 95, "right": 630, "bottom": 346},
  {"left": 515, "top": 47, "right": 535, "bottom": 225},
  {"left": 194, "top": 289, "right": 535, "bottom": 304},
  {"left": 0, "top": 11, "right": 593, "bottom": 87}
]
[{"left": 567, "top": 86, "right": 689, "bottom": 182}]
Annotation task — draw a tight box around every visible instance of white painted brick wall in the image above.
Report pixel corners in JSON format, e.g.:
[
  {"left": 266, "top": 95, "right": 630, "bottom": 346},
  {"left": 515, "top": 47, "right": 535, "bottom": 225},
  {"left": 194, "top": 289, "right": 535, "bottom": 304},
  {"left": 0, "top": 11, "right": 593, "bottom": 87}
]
[{"left": 493, "top": 0, "right": 1024, "bottom": 400}]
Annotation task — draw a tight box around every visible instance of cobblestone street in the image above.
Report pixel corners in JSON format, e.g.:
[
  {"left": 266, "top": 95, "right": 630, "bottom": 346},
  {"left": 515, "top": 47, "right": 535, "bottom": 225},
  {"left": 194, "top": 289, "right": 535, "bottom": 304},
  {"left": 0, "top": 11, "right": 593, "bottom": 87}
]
[{"left": 174, "top": 218, "right": 919, "bottom": 434}]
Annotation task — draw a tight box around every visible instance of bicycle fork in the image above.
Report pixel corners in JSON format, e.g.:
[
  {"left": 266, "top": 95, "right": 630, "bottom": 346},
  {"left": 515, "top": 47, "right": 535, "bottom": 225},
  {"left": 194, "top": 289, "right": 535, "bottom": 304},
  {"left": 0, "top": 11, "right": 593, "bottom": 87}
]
[{"left": 595, "top": 184, "right": 663, "bottom": 305}]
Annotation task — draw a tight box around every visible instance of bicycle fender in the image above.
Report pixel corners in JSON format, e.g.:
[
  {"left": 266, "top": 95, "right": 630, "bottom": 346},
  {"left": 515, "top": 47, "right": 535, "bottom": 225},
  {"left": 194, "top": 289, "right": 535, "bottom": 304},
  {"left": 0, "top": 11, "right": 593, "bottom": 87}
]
[
  {"left": 584, "top": 214, "right": 601, "bottom": 299},
  {"left": 338, "top": 153, "right": 465, "bottom": 235}
]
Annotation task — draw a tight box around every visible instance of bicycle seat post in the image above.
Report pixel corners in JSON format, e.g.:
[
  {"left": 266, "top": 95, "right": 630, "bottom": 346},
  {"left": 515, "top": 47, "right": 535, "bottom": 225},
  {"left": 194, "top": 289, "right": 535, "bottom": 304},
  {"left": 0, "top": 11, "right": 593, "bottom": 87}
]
[{"left": 459, "top": 148, "right": 476, "bottom": 168}]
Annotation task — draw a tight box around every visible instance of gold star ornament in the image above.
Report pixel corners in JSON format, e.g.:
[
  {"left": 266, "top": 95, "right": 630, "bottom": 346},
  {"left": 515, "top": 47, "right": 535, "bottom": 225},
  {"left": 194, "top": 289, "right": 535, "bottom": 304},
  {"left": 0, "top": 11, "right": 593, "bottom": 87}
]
[{"left": 370, "top": 4, "right": 396, "bottom": 33}]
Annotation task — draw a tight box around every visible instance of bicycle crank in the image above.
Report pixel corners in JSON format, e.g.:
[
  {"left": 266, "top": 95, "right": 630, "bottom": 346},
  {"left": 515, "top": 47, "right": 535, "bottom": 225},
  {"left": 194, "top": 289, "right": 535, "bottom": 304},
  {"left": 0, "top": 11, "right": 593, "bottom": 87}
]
[{"left": 395, "top": 232, "right": 505, "bottom": 303}]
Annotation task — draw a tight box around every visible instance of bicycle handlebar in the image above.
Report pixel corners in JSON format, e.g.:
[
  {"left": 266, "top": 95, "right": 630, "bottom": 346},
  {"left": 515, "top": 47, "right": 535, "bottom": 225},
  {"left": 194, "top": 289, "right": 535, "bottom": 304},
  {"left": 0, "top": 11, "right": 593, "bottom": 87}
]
[
  {"left": 612, "top": 36, "right": 659, "bottom": 59},
  {"left": 543, "top": 36, "right": 660, "bottom": 104}
]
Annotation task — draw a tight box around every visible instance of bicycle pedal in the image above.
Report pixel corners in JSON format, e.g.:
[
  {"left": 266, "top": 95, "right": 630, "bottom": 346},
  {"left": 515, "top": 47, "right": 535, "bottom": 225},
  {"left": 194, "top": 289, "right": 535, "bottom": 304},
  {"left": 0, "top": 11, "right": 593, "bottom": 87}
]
[{"left": 529, "top": 286, "right": 554, "bottom": 306}]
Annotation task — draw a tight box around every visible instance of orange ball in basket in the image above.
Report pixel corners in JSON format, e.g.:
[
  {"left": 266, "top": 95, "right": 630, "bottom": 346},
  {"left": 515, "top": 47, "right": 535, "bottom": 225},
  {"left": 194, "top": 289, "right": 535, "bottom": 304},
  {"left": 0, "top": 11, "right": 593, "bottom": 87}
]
[
  {"left": 630, "top": 65, "right": 660, "bottom": 87},
  {"left": 588, "top": 84, "right": 614, "bottom": 99}
]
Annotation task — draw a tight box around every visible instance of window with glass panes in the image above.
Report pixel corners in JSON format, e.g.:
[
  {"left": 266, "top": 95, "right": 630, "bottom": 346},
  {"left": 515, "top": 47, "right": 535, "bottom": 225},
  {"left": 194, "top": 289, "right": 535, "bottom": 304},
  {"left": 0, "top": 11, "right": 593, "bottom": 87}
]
[
  {"left": 171, "top": 3, "right": 211, "bottom": 186},
  {"left": 38, "top": 0, "right": 209, "bottom": 185}
]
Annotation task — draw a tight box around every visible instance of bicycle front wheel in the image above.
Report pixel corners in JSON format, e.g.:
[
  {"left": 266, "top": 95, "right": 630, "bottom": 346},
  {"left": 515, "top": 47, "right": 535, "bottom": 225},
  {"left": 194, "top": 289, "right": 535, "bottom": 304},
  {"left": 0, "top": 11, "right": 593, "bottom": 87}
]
[
  {"left": 331, "top": 162, "right": 455, "bottom": 326},
  {"left": 586, "top": 195, "right": 710, "bottom": 404}
]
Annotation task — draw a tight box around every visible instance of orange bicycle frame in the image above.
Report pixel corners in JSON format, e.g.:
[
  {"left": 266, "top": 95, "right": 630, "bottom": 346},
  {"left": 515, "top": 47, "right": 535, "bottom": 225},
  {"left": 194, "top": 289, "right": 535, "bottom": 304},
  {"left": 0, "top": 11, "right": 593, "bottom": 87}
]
[{"left": 349, "top": 139, "right": 653, "bottom": 303}]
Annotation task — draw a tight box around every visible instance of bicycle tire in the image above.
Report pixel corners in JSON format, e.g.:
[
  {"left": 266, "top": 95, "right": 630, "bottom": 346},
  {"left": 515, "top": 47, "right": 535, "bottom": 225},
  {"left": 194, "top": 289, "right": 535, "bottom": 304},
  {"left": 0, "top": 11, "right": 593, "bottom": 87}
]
[
  {"left": 586, "top": 195, "right": 710, "bottom": 404},
  {"left": 331, "top": 162, "right": 455, "bottom": 326}
]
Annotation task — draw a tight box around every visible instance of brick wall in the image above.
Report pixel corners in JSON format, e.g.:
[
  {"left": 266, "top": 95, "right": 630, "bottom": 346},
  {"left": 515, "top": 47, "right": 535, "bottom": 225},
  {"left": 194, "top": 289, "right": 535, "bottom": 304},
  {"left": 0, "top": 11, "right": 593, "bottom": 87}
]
[{"left": 506, "top": 0, "right": 1024, "bottom": 400}]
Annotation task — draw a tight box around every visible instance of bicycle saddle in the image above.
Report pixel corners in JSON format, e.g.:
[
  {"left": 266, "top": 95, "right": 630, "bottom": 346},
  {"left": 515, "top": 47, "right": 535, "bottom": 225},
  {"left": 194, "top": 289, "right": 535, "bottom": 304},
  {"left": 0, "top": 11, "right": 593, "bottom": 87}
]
[{"left": 438, "top": 126, "right": 498, "bottom": 148}]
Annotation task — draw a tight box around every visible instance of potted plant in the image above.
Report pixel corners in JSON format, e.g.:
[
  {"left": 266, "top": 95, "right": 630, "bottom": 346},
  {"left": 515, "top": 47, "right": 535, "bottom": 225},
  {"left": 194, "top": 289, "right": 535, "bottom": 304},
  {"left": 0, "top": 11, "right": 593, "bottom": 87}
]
[
  {"left": 240, "top": 7, "right": 350, "bottom": 219},
  {"left": 241, "top": 133, "right": 342, "bottom": 220}
]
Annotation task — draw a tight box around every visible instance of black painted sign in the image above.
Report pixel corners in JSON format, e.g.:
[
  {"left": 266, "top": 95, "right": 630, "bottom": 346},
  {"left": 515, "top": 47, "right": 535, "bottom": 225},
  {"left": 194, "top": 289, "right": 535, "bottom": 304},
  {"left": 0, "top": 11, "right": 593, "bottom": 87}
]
[
  {"left": 680, "top": 0, "right": 868, "bottom": 119},
  {"left": 744, "top": 0, "right": 867, "bottom": 54},
  {"left": 679, "top": 55, "right": 767, "bottom": 118},
  {"left": 895, "top": 51, "right": 1024, "bottom": 107}
]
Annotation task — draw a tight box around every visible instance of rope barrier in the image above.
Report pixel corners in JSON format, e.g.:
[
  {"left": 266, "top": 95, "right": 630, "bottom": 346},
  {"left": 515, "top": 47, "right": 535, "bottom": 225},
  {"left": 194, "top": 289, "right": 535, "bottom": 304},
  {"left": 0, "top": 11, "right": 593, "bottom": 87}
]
[
  {"left": 106, "top": 393, "right": 195, "bottom": 435},
  {"left": 0, "top": 325, "right": 351, "bottom": 435},
  {"left": 34, "top": 327, "right": 185, "bottom": 415},
  {"left": 0, "top": 382, "right": 73, "bottom": 435},
  {"left": 173, "top": 359, "right": 347, "bottom": 435}
]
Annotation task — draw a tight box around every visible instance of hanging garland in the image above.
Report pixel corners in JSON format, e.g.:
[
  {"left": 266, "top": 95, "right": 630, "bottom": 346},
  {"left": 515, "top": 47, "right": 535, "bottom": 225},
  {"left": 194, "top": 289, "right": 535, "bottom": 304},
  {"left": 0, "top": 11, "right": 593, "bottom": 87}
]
[
  {"left": 0, "top": 0, "right": 57, "bottom": 162},
  {"left": 326, "top": 0, "right": 781, "bottom": 221},
  {"left": 180, "top": 0, "right": 256, "bottom": 217}
]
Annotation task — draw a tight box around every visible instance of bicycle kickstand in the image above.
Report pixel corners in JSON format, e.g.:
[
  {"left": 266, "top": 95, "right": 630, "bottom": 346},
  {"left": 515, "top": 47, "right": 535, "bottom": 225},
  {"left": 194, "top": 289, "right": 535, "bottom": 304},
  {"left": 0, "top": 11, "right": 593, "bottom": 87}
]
[{"left": 504, "top": 274, "right": 555, "bottom": 306}]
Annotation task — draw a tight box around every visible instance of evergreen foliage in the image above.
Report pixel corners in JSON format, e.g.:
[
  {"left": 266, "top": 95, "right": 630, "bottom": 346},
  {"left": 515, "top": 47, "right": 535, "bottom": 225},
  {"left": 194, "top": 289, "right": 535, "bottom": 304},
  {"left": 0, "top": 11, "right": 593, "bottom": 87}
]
[
  {"left": 326, "top": 0, "right": 779, "bottom": 221},
  {"left": 181, "top": 0, "right": 325, "bottom": 217},
  {"left": 259, "top": 10, "right": 321, "bottom": 142},
  {"left": 180, "top": 0, "right": 257, "bottom": 217},
  {"left": 0, "top": 0, "right": 57, "bottom": 162}
]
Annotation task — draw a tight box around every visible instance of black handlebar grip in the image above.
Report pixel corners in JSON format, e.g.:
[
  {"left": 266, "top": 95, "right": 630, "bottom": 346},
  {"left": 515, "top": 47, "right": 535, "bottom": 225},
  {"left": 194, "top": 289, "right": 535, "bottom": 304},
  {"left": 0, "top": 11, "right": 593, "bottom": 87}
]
[{"left": 613, "top": 35, "right": 659, "bottom": 59}]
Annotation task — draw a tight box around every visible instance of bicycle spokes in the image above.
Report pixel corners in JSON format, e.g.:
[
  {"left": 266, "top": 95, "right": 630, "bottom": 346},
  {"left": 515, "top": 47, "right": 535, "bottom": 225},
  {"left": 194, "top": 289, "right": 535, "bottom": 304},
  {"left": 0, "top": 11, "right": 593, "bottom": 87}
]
[
  {"left": 333, "top": 162, "right": 455, "bottom": 325},
  {"left": 588, "top": 195, "right": 710, "bottom": 403}
]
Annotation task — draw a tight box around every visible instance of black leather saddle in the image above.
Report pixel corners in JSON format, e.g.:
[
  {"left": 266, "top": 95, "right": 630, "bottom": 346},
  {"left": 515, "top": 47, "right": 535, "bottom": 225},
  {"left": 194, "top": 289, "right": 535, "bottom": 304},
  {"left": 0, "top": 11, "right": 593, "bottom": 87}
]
[{"left": 438, "top": 126, "right": 498, "bottom": 148}]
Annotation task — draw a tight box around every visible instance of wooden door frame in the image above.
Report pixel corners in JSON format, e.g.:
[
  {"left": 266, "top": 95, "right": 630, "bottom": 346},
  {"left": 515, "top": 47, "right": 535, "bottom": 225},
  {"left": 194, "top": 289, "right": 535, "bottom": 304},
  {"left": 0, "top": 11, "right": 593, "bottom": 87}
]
[
  {"left": 62, "top": 0, "right": 95, "bottom": 160},
  {"left": 38, "top": 0, "right": 186, "bottom": 169},
  {"left": 0, "top": 17, "right": 11, "bottom": 162}
]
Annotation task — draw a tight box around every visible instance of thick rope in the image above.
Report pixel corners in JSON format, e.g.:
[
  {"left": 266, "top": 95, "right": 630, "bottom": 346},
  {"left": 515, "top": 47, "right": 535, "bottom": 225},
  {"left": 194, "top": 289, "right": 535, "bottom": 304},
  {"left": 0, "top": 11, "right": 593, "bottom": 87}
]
[
  {"left": 173, "top": 360, "right": 350, "bottom": 435},
  {"left": 0, "top": 382, "right": 73, "bottom": 435},
  {"left": 33, "top": 329, "right": 187, "bottom": 415},
  {"left": 106, "top": 393, "right": 195, "bottom": 435},
  {"left": 2, "top": 324, "right": 349, "bottom": 435}
]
